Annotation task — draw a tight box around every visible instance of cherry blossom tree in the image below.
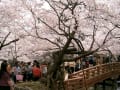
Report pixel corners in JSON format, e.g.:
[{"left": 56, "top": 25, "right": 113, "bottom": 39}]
[
  {"left": 0, "top": 2, "right": 19, "bottom": 60},
  {"left": 0, "top": 0, "right": 120, "bottom": 89},
  {"left": 17, "top": 0, "right": 120, "bottom": 89}
]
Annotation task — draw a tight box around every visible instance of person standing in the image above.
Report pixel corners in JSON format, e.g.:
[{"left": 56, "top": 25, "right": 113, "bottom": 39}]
[
  {"left": 26, "top": 62, "right": 32, "bottom": 81},
  {"left": 0, "top": 61, "right": 14, "bottom": 90},
  {"left": 41, "top": 64, "right": 47, "bottom": 77},
  {"left": 32, "top": 64, "right": 41, "bottom": 81}
]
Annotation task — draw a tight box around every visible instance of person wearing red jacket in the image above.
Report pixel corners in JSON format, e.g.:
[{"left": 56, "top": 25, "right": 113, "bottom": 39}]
[{"left": 32, "top": 64, "right": 41, "bottom": 81}]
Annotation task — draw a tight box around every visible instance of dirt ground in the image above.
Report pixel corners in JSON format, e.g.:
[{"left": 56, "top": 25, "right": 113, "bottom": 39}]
[{"left": 16, "top": 81, "right": 47, "bottom": 90}]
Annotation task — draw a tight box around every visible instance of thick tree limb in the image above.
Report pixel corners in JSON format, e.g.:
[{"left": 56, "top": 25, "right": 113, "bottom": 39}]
[
  {"left": 0, "top": 32, "right": 19, "bottom": 50},
  {"left": 64, "top": 48, "right": 99, "bottom": 62}
]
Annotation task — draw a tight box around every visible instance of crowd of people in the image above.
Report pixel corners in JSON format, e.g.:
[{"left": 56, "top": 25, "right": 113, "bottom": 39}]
[
  {"left": 65, "top": 55, "right": 97, "bottom": 74},
  {"left": 0, "top": 60, "right": 47, "bottom": 90}
]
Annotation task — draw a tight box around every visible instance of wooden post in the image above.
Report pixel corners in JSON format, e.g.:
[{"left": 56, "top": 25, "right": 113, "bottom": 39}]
[
  {"left": 94, "top": 84, "right": 97, "bottom": 90},
  {"left": 103, "top": 80, "right": 106, "bottom": 90}
]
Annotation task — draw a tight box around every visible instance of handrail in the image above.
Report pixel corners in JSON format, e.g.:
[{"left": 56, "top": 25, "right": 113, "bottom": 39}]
[{"left": 64, "top": 62, "right": 120, "bottom": 90}]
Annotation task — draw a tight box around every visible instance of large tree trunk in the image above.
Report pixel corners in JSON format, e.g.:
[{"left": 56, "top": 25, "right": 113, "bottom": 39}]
[
  {"left": 47, "top": 64, "right": 65, "bottom": 90},
  {"left": 47, "top": 32, "right": 75, "bottom": 90}
]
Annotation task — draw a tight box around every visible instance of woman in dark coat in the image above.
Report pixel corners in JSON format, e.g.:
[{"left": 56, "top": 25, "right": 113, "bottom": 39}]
[{"left": 0, "top": 61, "right": 13, "bottom": 90}]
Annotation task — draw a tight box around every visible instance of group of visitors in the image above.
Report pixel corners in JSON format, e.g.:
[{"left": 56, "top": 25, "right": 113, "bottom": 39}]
[
  {"left": 65, "top": 55, "right": 96, "bottom": 74},
  {"left": 0, "top": 60, "right": 47, "bottom": 90}
]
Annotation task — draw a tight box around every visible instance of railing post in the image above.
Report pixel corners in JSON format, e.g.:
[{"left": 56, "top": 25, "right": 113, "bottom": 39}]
[
  {"left": 85, "top": 69, "right": 89, "bottom": 79},
  {"left": 97, "top": 65, "right": 100, "bottom": 75}
]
